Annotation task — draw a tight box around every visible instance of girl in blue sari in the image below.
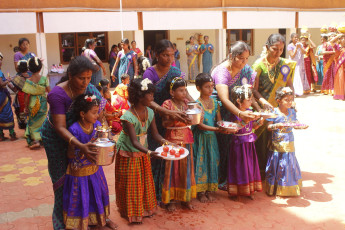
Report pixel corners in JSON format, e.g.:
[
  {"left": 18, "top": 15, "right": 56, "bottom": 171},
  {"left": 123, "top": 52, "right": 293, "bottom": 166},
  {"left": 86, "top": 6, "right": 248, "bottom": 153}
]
[
  {"left": 40, "top": 56, "right": 116, "bottom": 230},
  {"left": 111, "top": 38, "right": 138, "bottom": 83},
  {"left": 266, "top": 87, "right": 306, "bottom": 196},
  {"left": 143, "top": 39, "right": 195, "bottom": 202},
  {"left": 0, "top": 53, "right": 17, "bottom": 141}
]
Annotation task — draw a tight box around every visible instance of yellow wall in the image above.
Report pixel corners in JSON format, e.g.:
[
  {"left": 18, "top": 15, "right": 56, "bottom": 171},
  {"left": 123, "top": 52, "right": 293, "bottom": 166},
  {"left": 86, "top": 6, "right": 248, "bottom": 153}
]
[{"left": 0, "top": 34, "right": 37, "bottom": 77}]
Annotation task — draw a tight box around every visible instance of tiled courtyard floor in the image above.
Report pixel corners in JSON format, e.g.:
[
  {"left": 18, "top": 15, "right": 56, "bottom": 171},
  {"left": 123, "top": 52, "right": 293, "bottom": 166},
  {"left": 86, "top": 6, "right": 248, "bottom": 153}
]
[{"left": 0, "top": 91, "right": 344, "bottom": 230}]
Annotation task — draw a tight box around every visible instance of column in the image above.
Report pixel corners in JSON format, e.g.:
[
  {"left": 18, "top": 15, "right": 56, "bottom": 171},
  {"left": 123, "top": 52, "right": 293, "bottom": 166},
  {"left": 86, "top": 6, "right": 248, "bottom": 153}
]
[
  {"left": 134, "top": 30, "right": 144, "bottom": 53},
  {"left": 215, "top": 29, "right": 227, "bottom": 64}
]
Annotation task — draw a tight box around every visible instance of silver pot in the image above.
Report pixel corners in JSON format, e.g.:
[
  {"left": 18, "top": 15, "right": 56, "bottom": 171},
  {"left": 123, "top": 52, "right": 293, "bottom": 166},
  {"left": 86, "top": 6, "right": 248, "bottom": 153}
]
[
  {"left": 186, "top": 108, "right": 202, "bottom": 125},
  {"left": 187, "top": 102, "right": 199, "bottom": 110},
  {"left": 93, "top": 123, "right": 116, "bottom": 166},
  {"left": 94, "top": 141, "right": 116, "bottom": 166}
]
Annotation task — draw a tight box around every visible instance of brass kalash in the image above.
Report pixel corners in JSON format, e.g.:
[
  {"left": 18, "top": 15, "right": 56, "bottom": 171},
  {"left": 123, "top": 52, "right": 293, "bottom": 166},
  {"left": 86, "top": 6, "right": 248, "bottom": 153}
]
[{"left": 93, "top": 122, "right": 116, "bottom": 166}]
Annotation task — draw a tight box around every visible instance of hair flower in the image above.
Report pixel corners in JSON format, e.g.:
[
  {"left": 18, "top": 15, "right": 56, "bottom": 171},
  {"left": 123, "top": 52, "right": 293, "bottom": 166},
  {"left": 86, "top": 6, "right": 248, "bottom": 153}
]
[
  {"left": 84, "top": 95, "right": 96, "bottom": 102},
  {"left": 281, "top": 87, "right": 293, "bottom": 94},
  {"left": 141, "top": 78, "right": 152, "bottom": 91}
]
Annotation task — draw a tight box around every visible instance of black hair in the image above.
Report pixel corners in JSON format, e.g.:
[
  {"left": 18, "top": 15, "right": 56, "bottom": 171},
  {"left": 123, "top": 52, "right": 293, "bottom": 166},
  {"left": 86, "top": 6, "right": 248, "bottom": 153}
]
[
  {"left": 128, "top": 78, "right": 155, "bottom": 105},
  {"left": 266, "top": 33, "right": 286, "bottom": 48},
  {"left": 111, "top": 44, "right": 117, "bottom": 50},
  {"left": 173, "top": 43, "right": 177, "bottom": 47},
  {"left": 99, "top": 78, "right": 110, "bottom": 87},
  {"left": 121, "top": 38, "right": 130, "bottom": 49},
  {"left": 166, "top": 77, "right": 187, "bottom": 92},
  {"left": 231, "top": 85, "right": 253, "bottom": 107},
  {"left": 152, "top": 39, "right": 174, "bottom": 65},
  {"left": 28, "top": 57, "right": 42, "bottom": 73},
  {"left": 211, "top": 41, "right": 250, "bottom": 73},
  {"left": 57, "top": 56, "right": 96, "bottom": 84},
  {"left": 102, "top": 86, "right": 110, "bottom": 95},
  {"left": 72, "top": 93, "right": 100, "bottom": 120},
  {"left": 289, "top": 33, "right": 298, "bottom": 44},
  {"left": 13, "top": 46, "right": 20, "bottom": 53},
  {"left": 195, "top": 73, "right": 213, "bottom": 88},
  {"left": 322, "top": 35, "right": 328, "bottom": 41},
  {"left": 138, "top": 56, "right": 151, "bottom": 76},
  {"left": 275, "top": 87, "right": 293, "bottom": 100},
  {"left": 96, "top": 85, "right": 103, "bottom": 93},
  {"left": 85, "top": 39, "right": 95, "bottom": 49},
  {"left": 131, "top": 40, "right": 136, "bottom": 45},
  {"left": 0, "top": 53, "right": 3, "bottom": 60},
  {"left": 120, "top": 73, "right": 130, "bottom": 81},
  {"left": 17, "top": 60, "right": 28, "bottom": 73},
  {"left": 18, "top": 38, "right": 30, "bottom": 47}
]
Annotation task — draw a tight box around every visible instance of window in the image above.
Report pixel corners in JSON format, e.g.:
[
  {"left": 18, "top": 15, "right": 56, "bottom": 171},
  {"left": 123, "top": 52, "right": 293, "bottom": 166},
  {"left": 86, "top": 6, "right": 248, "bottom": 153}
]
[
  {"left": 226, "top": 29, "right": 254, "bottom": 56},
  {"left": 59, "top": 32, "right": 108, "bottom": 64}
]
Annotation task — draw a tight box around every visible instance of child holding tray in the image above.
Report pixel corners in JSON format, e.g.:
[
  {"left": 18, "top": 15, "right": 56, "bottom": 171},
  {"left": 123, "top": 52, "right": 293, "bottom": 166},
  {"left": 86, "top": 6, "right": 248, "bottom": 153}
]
[
  {"left": 161, "top": 77, "right": 196, "bottom": 211},
  {"left": 265, "top": 87, "right": 307, "bottom": 197}
]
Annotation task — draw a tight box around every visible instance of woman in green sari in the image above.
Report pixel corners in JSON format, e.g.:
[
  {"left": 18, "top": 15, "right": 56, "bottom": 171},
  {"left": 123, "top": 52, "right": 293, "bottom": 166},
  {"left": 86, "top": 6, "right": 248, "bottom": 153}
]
[
  {"left": 252, "top": 34, "right": 296, "bottom": 174},
  {"left": 23, "top": 57, "right": 50, "bottom": 149}
]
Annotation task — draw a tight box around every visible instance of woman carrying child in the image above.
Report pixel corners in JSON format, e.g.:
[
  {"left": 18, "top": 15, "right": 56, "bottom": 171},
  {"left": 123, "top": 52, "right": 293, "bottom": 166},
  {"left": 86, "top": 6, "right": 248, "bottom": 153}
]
[
  {"left": 265, "top": 87, "right": 305, "bottom": 196},
  {"left": 115, "top": 78, "right": 171, "bottom": 224},
  {"left": 228, "top": 85, "right": 263, "bottom": 201},
  {"left": 23, "top": 57, "right": 50, "bottom": 149}
]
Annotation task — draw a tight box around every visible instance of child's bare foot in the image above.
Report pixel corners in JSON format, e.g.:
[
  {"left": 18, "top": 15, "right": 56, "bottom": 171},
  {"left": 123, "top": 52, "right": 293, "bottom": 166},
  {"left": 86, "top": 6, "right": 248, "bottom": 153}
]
[
  {"left": 106, "top": 219, "right": 118, "bottom": 229},
  {"left": 166, "top": 202, "right": 176, "bottom": 212},
  {"left": 181, "top": 201, "right": 194, "bottom": 210},
  {"left": 197, "top": 192, "right": 208, "bottom": 203},
  {"left": 205, "top": 191, "right": 216, "bottom": 202}
]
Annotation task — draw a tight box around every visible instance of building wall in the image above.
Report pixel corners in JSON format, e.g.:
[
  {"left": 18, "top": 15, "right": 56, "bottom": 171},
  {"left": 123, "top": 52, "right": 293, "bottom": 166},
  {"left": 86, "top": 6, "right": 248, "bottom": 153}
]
[{"left": 0, "top": 34, "right": 37, "bottom": 77}]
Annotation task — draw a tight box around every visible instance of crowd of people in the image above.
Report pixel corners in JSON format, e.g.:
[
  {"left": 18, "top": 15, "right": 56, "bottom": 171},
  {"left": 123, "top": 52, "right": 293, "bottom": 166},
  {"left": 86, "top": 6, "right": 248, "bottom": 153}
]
[
  {"left": 0, "top": 26, "right": 344, "bottom": 230},
  {"left": 288, "top": 26, "right": 345, "bottom": 100}
]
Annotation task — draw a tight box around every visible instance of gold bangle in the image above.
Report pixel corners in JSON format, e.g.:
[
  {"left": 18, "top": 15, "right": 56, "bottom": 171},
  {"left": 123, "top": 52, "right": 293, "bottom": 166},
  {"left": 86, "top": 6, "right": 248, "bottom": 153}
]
[
  {"left": 147, "top": 150, "right": 152, "bottom": 155},
  {"left": 237, "top": 111, "right": 242, "bottom": 118},
  {"left": 69, "top": 136, "right": 75, "bottom": 145}
]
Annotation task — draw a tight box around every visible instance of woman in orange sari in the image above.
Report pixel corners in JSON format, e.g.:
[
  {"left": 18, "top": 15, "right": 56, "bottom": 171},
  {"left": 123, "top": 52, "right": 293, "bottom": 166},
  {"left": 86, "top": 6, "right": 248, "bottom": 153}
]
[
  {"left": 333, "top": 33, "right": 345, "bottom": 100},
  {"left": 321, "top": 33, "right": 337, "bottom": 95}
]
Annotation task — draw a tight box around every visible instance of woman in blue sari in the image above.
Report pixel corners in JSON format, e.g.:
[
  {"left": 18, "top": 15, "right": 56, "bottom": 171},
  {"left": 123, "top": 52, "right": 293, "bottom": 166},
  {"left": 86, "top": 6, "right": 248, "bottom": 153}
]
[
  {"left": 40, "top": 56, "right": 116, "bottom": 230},
  {"left": 0, "top": 53, "right": 17, "bottom": 141},
  {"left": 211, "top": 41, "right": 259, "bottom": 190},
  {"left": 143, "top": 39, "right": 195, "bottom": 202},
  {"left": 200, "top": 35, "right": 214, "bottom": 74},
  {"left": 111, "top": 38, "right": 138, "bottom": 83},
  {"left": 13, "top": 37, "right": 36, "bottom": 129}
]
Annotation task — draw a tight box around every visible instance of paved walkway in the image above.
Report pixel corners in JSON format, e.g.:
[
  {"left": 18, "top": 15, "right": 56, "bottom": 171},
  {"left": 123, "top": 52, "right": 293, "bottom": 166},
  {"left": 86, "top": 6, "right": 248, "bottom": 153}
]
[{"left": 0, "top": 92, "right": 345, "bottom": 230}]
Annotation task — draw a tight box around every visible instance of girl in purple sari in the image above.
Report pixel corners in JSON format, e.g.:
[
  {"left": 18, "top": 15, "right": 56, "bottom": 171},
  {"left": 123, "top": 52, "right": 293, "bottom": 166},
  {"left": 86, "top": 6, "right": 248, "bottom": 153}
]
[
  {"left": 63, "top": 93, "right": 114, "bottom": 230},
  {"left": 228, "top": 85, "right": 263, "bottom": 200}
]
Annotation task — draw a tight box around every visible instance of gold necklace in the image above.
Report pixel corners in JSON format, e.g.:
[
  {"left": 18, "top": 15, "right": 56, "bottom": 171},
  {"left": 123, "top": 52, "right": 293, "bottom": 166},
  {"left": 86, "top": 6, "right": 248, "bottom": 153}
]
[
  {"left": 68, "top": 82, "right": 74, "bottom": 99},
  {"left": 171, "top": 100, "right": 184, "bottom": 111},
  {"left": 78, "top": 121, "right": 92, "bottom": 134},
  {"left": 264, "top": 57, "right": 279, "bottom": 83},
  {"left": 133, "top": 107, "right": 148, "bottom": 128},
  {"left": 199, "top": 97, "right": 212, "bottom": 109}
]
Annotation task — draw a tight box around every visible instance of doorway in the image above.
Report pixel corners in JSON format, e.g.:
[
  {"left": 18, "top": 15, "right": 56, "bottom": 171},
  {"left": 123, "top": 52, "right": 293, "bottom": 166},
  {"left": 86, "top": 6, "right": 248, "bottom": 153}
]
[{"left": 144, "top": 30, "right": 168, "bottom": 53}]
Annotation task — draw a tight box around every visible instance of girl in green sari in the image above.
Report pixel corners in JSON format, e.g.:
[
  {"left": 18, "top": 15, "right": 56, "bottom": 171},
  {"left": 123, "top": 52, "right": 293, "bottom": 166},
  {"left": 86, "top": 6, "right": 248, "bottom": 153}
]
[
  {"left": 252, "top": 34, "right": 296, "bottom": 174},
  {"left": 24, "top": 57, "right": 50, "bottom": 149}
]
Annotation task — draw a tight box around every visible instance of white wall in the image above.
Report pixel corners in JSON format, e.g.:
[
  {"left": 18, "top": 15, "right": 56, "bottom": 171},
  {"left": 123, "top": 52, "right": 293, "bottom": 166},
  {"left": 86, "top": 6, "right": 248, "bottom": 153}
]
[
  {"left": 169, "top": 29, "right": 218, "bottom": 75},
  {"left": 249, "top": 29, "right": 278, "bottom": 65},
  {"left": 0, "top": 34, "right": 37, "bottom": 77}
]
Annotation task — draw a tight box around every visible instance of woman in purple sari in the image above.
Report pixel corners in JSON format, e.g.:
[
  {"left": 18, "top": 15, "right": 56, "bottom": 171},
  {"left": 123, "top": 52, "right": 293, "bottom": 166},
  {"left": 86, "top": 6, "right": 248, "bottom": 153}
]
[
  {"left": 40, "top": 56, "right": 113, "bottom": 230},
  {"left": 211, "top": 41, "right": 259, "bottom": 190}
]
